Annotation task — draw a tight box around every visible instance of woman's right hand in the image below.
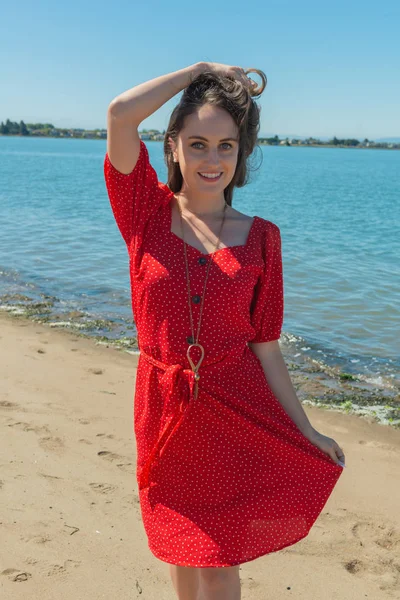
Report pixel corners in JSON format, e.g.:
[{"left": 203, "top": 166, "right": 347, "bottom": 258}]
[{"left": 199, "top": 62, "right": 258, "bottom": 93}]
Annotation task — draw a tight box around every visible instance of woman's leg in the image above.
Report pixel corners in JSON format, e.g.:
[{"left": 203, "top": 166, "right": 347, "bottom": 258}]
[
  {"left": 199, "top": 565, "right": 241, "bottom": 600},
  {"left": 168, "top": 564, "right": 201, "bottom": 600}
]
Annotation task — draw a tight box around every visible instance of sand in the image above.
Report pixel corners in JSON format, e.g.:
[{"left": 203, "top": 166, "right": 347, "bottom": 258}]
[{"left": 1, "top": 310, "right": 399, "bottom": 600}]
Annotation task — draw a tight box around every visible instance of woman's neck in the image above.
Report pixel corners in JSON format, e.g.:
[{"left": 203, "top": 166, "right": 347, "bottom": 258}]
[{"left": 174, "top": 192, "right": 227, "bottom": 217}]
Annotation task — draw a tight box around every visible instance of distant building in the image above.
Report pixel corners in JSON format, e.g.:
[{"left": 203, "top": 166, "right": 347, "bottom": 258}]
[{"left": 139, "top": 131, "right": 164, "bottom": 141}]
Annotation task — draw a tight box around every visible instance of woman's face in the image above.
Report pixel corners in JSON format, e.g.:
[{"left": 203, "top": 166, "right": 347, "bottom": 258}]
[{"left": 169, "top": 104, "right": 240, "bottom": 199}]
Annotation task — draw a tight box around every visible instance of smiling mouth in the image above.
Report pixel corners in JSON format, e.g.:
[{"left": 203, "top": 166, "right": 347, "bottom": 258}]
[{"left": 198, "top": 172, "right": 223, "bottom": 181}]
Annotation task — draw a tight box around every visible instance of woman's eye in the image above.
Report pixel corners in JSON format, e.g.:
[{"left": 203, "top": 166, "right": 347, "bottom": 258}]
[{"left": 191, "top": 142, "right": 232, "bottom": 149}]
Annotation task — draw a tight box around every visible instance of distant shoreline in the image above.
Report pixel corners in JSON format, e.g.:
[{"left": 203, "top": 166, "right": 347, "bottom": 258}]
[
  {"left": 1, "top": 133, "right": 399, "bottom": 150},
  {"left": 259, "top": 142, "right": 399, "bottom": 151}
]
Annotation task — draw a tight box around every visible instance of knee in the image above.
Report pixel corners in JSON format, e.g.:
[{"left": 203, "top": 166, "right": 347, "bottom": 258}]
[{"left": 200, "top": 566, "right": 239, "bottom": 589}]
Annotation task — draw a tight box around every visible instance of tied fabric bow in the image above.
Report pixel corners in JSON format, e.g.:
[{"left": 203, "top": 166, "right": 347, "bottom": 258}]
[{"left": 138, "top": 352, "right": 197, "bottom": 491}]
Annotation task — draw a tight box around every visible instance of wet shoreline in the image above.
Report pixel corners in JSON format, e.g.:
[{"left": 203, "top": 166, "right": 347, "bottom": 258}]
[{"left": 2, "top": 292, "right": 399, "bottom": 430}]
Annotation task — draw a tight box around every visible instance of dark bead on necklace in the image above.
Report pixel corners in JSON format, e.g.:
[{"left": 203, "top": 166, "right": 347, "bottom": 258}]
[
  {"left": 198, "top": 256, "right": 207, "bottom": 265},
  {"left": 192, "top": 295, "right": 201, "bottom": 304},
  {"left": 187, "top": 335, "right": 194, "bottom": 344}
]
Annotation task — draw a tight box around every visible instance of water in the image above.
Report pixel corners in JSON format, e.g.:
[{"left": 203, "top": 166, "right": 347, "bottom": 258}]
[{"left": 1, "top": 136, "right": 399, "bottom": 391}]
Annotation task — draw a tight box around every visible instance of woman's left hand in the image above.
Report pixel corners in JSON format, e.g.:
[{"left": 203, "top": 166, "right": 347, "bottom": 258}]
[{"left": 303, "top": 427, "right": 346, "bottom": 467}]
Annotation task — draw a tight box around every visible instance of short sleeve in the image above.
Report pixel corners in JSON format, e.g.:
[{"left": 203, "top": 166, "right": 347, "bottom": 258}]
[
  {"left": 249, "top": 222, "right": 284, "bottom": 343},
  {"left": 103, "top": 140, "right": 165, "bottom": 247}
]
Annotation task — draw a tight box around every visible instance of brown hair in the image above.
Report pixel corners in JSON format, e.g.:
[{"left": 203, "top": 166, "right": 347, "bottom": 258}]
[{"left": 163, "top": 68, "right": 267, "bottom": 206}]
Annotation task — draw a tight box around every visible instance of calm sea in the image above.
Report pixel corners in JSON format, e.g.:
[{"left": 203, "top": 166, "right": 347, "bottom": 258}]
[{"left": 0, "top": 136, "right": 399, "bottom": 388}]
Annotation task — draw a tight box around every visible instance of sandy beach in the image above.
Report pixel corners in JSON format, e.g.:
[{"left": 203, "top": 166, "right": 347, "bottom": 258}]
[{"left": 1, "top": 309, "right": 399, "bottom": 600}]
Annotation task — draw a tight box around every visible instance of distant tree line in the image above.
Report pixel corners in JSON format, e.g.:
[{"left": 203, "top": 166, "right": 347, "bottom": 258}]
[
  {"left": 1, "top": 119, "right": 399, "bottom": 149},
  {"left": 0, "top": 119, "right": 105, "bottom": 139},
  {"left": 259, "top": 134, "right": 399, "bottom": 149},
  {"left": 261, "top": 135, "right": 365, "bottom": 146},
  {"left": 1, "top": 119, "right": 31, "bottom": 135}
]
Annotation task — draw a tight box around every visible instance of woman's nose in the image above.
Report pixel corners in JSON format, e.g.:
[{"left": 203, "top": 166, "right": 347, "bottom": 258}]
[{"left": 206, "top": 148, "right": 220, "bottom": 163}]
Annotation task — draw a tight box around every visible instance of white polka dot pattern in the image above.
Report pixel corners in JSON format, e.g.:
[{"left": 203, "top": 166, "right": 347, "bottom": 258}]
[
  {"left": 249, "top": 221, "right": 284, "bottom": 342},
  {"left": 103, "top": 140, "right": 343, "bottom": 568},
  {"left": 104, "top": 139, "right": 170, "bottom": 248}
]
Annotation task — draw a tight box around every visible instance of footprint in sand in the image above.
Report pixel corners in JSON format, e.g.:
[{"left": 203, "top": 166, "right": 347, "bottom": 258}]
[
  {"left": 38, "top": 436, "right": 65, "bottom": 454},
  {"left": 1, "top": 568, "right": 32, "bottom": 582},
  {"left": 121, "top": 492, "right": 140, "bottom": 505},
  {"left": 343, "top": 518, "right": 400, "bottom": 592},
  {"left": 0, "top": 400, "right": 20, "bottom": 410},
  {"left": 6, "top": 419, "right": 66, "bottom": 454},
  {"left": 241, "top": 575, "right": 261, "bottom": 592},
  {"left": 77, "top": 416, "right": 102, "bottom": 424},
  {"left": 358, "top": 439, "right": 398, "bottom": 453},
  {"left": 46, "top": 560, "right": 81, "bottom": 577},
  {"left": 38, "top": 473, "right": 62, "bottom": 481},
  {"left": 96, "top": 432, "right": 115, "bottom": 440},
  {"left": 352, "top": 521, "right": 400, "bottom": 552},
  {"left": 286, "top": 508, "right": 400, "bottom": 594},
  {"left": 7, "top": 420, "right": 51, "bottom": 436},
  {"left": 20, "top": 533, "right": 52, "bottom": 545},
  {"left": 344, "top": 559, "right": 363, "bottom": 574},
  {"left": 88, "top": 368, "right": 104, "bottom": 375},
  {"left": 97, "top": 450, "right": 134, "bottom": 474},
  {"left": 89, "top": 482, "right": 117, "bottom": 494},
  {"left": 344, "top": 555, "right": 400, "bottom": 593}
]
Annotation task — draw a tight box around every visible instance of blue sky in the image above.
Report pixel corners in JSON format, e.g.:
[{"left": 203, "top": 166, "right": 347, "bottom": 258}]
[{"left": 1, "top": 0, "right": 399, "bottom": 139}]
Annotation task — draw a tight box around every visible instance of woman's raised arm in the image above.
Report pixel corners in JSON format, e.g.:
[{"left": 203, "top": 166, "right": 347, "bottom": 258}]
[{"left": 106, "top": 62, "right": 206, "bottom": 175}]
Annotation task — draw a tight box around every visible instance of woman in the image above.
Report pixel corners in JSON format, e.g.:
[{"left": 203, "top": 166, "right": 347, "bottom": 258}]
[{"left": 104, "top": 62, "right": 346, "bottom": 600}]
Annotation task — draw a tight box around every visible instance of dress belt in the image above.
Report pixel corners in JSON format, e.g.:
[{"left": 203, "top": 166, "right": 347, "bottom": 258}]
[{"left": 137, "top": 347, "right": 243, "bottom": 491}]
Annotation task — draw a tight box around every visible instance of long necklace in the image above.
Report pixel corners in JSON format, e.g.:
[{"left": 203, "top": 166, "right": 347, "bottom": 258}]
[{"left": 177, "top": 197, "right": 228, "bottom": 399}]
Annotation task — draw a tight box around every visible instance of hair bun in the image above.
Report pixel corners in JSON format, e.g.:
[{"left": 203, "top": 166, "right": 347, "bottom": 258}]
[{"left": 244, "top": 68, "right": 267, "bottom": 97}]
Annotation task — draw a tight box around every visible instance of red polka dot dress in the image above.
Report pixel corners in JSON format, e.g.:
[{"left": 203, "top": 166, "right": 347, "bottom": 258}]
[{"left": 104, "top": 140, "right": 343, "bottom": 568}]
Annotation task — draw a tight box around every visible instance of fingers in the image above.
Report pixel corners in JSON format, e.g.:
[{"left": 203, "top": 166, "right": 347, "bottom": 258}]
[
  {"left": 324, "top": 436, "right": 346, "bottom": 467},
  {"left": 227, "top": 66, "right": 253, "bottom": 91},
  {"left": 205, "top": 63, "right": 261, "bottom": 94},
  {"left": 334, "top": 444, "right": 346, "bottom": 467},
  {"left": 307, "top": 429, "right": 346, "bottom": 468}
]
